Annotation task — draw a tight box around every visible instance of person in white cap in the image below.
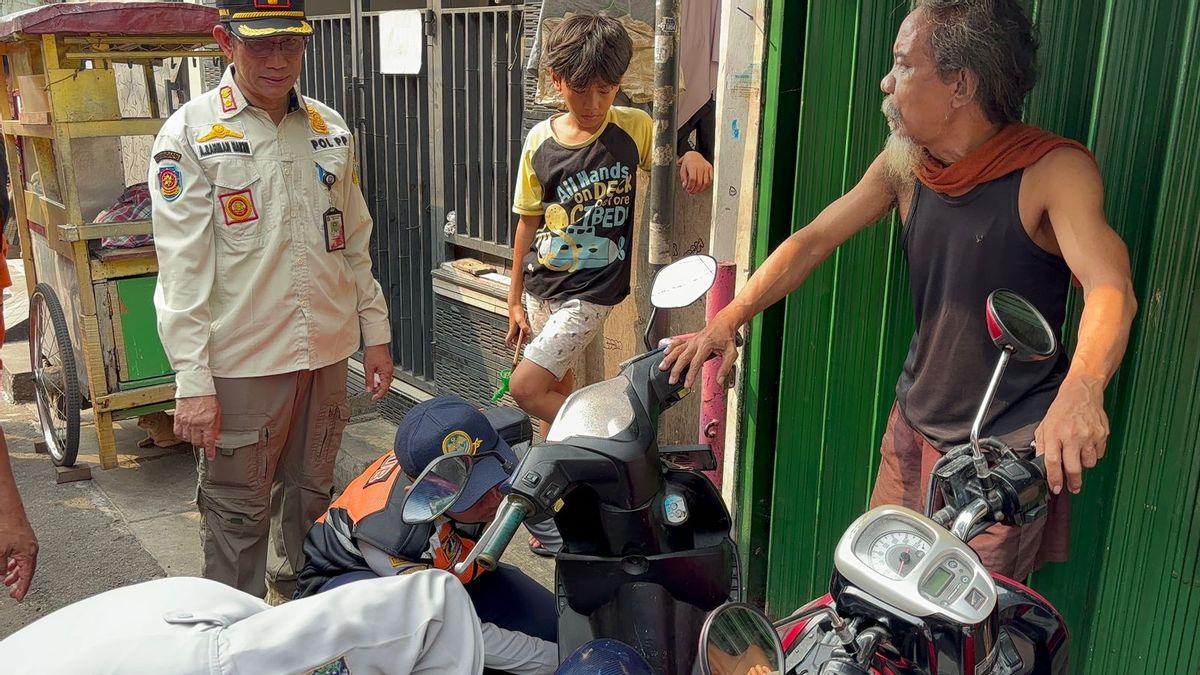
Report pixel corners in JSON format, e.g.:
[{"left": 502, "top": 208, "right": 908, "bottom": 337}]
[{"left": 0, "top": 570, "right": 489, "bottom": 674}]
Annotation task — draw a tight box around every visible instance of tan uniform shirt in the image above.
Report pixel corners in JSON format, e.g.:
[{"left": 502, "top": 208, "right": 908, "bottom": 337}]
[{"left": 150, "top": 68, "right": 389, "bottom": 398}]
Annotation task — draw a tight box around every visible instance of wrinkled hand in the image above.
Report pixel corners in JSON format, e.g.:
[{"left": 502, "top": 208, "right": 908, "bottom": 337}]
[
  {"left": 660, "top": 317, "right": 739, "bottom": 389},
  {"left": 679, "top": 151, "right": 714, "bottom": 195},
  {"left": 506, "top": 303, "right": 530, "bottom": 349},
  {"left": 175, "top": 395, "right": 222, "bottom": 462},
  {"left": 1, "top": 517, "right": 38, "bottom": 602},
  {"left": 1035, "top": 376, "right": 1109, "bottom": 495},
  {"left": 363, "top": 344, "right": 394, "bottom": 401}
]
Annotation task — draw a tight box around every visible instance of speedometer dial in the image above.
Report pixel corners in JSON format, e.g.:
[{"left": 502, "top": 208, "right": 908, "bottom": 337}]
[{"left": 868, "top": 531, "right": 930, "bottom": 580}]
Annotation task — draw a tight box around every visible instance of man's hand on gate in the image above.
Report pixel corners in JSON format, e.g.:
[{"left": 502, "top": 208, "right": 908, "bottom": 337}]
[
  {"left": 175, "top": 395, "right": 222, "bottom": 461},
  {"left": 363, "top": 344, "right": 394, "bottom": 401},
  {"left": 660, "top": 316, "right": 739, "bottom": 389},
  {"left": 1034, "top": 375, "right": 1110, "bottom": 495}
]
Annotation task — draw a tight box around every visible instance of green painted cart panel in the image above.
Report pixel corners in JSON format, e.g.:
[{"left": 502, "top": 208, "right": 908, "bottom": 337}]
[
  {"left": 746, "top": 0, "right": 1200, "bottom": 672},
  {"left": 114, "top": 275, "right": 172, "bottom": 383}
]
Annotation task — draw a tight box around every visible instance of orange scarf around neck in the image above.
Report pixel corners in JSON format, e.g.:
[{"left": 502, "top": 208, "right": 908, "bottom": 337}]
[{"left": 917, "top": 123, "right": 1094, "bottom": 193}]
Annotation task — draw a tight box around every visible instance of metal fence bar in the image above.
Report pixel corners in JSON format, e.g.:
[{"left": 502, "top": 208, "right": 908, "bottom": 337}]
[
  {"left": 303, "top": 13, "right": 437, "bottom": 389},
  {"left": 438, "top": 6, "right": 523, "bottom": 258}
]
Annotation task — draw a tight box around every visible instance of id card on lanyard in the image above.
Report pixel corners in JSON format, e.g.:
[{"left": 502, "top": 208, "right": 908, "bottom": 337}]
[{"left": 316, "top": 163, "right": 346, "bottom": 251}]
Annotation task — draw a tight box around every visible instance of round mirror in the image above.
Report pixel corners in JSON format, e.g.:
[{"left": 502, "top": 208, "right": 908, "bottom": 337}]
[
  {"left": 985, "top": 290, "right": 1057, "bottom": 362},
  {"left": 401, "top": 454, "right": 473, "bottom": 524},
  {"left": 650, "top": 255, "right": 718, "bottom": 309},
  {"left": 699, "top": 603, "right": 784, "bottom": 675}
]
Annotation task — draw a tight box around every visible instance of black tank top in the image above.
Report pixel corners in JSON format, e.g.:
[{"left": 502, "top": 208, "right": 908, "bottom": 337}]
[{"left": 895, "top": 170, "right": 1070, "bottom": 448}]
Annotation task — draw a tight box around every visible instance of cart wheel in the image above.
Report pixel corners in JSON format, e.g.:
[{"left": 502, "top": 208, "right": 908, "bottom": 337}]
[{"left": 29, "top": 283, "right": 81, "bottom": 466}]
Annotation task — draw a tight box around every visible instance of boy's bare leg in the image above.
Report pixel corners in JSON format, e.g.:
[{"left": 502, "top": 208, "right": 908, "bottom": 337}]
[
  {"left": 510, "top": 360, "right": 568, "bottom": 429},
  {"left": 536, "top": 369, "right": 574, "bottom": 436}
]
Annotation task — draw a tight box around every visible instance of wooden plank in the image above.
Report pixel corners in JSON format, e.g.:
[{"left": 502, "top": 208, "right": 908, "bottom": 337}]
[
  {"left": 96, "top": 282, "right": 123, "bottom": 385},
  {"left": 111, "top": 400, "right": 174, "bottom": 422},
  {"left": 54, "top": 462, "right": 92, "bottom": 483},
  {"left": 47, "top": 67, "right": 120, "bottom": 122},
  {"left": 89, "top": 255, "right": 157, "bottom": 281},
  {"left": 94, "top": 383, "right": 176, "bottom": 412},
  {"left": 59, "top": 220, "right": 152, "bottom": 242},
  {"left": 64, "top": 50, "right": 221, "bottom": 60},
  {"left": 2, "top": 117, "right": 165, "bottom": 139},
  {"left": 94, "top": 412, "right": 117, "bottom": 470},
  {"left": 78, "top": 313, "right": 111, "bottom": 401}
]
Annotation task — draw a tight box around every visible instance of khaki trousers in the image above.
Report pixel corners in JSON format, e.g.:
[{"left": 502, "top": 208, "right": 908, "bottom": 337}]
[{"left": 199, "top": 359, "right": 350, "bottom": 599}]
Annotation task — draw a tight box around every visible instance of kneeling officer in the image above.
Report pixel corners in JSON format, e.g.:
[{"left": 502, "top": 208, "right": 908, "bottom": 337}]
[{"left": 297, "top": 395, "right": 557, "bottom": 674}]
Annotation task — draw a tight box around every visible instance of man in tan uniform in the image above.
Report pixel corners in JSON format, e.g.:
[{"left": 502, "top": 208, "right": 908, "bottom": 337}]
[{"left": 150, "top": 0, "right": 393, "bottom": 601}]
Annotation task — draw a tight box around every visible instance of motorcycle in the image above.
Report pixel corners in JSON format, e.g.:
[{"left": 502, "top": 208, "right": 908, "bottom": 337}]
[
  {"left": 403, "top": 254, "right": 739, "bottom": 675},
  {"left": 697, "top": 289, "right": 1070, "bottom": 675}
]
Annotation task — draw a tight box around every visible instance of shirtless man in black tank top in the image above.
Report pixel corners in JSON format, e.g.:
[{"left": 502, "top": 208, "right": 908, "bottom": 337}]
[{"left": 660, "top": 0, "right": 1136, "bottom": 577}]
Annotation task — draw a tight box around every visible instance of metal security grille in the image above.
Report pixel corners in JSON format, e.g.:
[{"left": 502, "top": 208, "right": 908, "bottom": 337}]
[
  {"left": 302, "top": 16, "right": 352, "bottom": 117},
  {"left": 432, "top": 289, "right": 516, "bottom": 410},
  {"left": 359, "top": 13, "right": 436, "bottom": 387},
  {"left": 437, "top": 7, "right": 524, "bottom": 259},
  {"left": 302, "top": 5, "right": 525, "bottom": 401},
  {"left": 302, "top": 13, "right": 436, "bottom": 389}
]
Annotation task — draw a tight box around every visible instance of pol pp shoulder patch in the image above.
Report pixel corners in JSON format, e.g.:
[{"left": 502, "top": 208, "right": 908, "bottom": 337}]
[{"left": 157, "top": 165, "right": 182, "bottom": 201}]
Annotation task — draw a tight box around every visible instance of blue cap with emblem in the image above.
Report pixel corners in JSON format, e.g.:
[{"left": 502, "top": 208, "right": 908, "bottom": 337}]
[{"left": 393, "top": 395, "right": 518, "bottom": 513}]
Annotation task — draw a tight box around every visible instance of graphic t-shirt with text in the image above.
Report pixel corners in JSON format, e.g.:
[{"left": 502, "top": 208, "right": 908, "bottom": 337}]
[{"left": 512, "top": 106, "right": 652, "bottom": 306}]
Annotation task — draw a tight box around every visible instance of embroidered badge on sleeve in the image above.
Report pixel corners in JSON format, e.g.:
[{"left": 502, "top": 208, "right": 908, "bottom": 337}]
[
  {"left": 157, "top": 165, "right": 182, "bottom": 201},
  {"left": 219, "top": 190, "right": 259, "bottom": 226},
  {"left": 154, "top": 150, "right": 182, "bottom": 164}
]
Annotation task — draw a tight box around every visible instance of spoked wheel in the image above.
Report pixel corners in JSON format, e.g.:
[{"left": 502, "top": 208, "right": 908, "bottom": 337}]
[{"left": 29, "top": 283, "right": 81, "bottom": 466}]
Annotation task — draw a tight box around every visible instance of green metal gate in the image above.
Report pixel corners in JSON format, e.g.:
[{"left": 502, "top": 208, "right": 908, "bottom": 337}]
[{"left": 743, "top": 1, "right": 1200, "bottom": 672}]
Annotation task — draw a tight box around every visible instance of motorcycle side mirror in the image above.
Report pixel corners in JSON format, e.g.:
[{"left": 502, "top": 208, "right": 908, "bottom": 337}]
[
  {"left": 645, "top": 255, "right": 718, "bottom": 350},
  {"left": 699, "top": 602, "right": 784, "bottom": 675},
  {"left": 967, "top": 290, "right": 1058, "bottom": 478},
  {"left": 650, "top": 254, "right": 719, "bottom": 309},
  {"left": 986, "top": 289, "right": 1057, "bottom": 362},
  {"left": 401, "top": 454, "right": 474, "bottom": 524}
]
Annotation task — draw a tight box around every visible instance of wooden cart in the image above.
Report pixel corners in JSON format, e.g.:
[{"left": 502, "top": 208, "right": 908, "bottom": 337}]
[{"left": 0, "top": 2, "right": 219, "bottom": 469}]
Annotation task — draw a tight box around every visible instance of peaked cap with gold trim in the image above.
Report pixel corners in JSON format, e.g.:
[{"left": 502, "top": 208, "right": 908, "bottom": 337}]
[{"left": 218, "top": 0, "right": 313, "bottom": 38}]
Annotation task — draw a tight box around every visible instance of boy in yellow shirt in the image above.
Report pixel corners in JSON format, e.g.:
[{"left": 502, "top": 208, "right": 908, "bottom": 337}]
[{"left": 506, "top": 14, "right": 652, "bottom": 432}]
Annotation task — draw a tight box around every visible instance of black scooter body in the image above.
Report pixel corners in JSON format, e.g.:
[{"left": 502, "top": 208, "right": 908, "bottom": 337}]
[{"left": 509, "top": 350, "right": 736, "bottom": 673}]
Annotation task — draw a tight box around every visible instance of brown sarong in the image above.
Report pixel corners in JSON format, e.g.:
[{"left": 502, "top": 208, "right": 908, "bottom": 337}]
[{"left": 869, "top": 403, "right": 1070, "bottom": 580}]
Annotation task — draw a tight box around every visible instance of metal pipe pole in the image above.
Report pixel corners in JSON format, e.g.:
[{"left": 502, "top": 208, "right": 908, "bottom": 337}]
[{"left": 648, "top": 0, "right": 679, "bottom": 345}]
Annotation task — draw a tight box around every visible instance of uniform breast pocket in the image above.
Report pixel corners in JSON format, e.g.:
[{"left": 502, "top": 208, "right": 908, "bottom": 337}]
[
  {"left": 312, "top": 148, "right": 350, "bottom": 211},
  {"left": 208, "top": 160, "right": 267, "bottom": 244}
]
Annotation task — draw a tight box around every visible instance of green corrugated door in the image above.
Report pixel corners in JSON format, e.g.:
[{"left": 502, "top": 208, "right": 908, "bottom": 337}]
[{"left": 744, "top": 0, "right": 1200, "bottom": 672}]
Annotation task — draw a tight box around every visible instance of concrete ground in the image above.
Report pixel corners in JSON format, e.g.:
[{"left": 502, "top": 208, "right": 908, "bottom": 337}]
[{"left": 0, "top": 337, "right": 552, "bottom": 639}]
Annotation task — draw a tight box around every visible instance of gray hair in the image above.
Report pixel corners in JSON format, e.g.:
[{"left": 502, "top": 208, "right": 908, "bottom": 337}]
[{"left": 916, "top": 0, "right": 1039, "bottom": 124}]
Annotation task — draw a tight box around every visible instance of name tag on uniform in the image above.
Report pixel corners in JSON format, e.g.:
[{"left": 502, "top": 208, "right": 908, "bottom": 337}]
[{"left": 324, "top": 207, "right": 346, "bottom": 251}]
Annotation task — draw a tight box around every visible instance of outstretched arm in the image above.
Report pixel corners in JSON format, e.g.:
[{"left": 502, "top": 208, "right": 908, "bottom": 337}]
[
  {"left": 1031, "top": 148, "right": 1137, "bottom": 495},
  {"left": 661, "top": 152, "right": 900, "bottom": 388}
]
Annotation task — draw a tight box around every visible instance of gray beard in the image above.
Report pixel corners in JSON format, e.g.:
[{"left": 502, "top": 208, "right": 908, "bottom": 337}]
[{"left": 883, "top": 133, "right": 920, "bottom": 186}]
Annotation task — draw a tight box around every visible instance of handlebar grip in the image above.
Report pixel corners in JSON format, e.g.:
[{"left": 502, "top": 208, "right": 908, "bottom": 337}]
[
  {"left": 1030, "top": 454, "right": 1047, "bottom": 475},
  {"left": 475, "top": 498, "right": 529, "bottom": 571}
]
